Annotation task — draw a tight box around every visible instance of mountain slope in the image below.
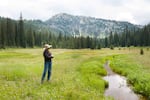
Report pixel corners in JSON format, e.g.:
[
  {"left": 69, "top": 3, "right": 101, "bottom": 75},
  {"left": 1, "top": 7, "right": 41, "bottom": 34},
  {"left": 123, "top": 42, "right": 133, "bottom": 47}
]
[{"left": 45, "top": 13, "right": 140, "bottom": 37}]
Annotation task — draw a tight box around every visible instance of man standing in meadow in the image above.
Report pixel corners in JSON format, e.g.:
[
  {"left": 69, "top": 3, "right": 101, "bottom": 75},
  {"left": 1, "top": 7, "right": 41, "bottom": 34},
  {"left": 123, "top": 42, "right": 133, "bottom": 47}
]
[{"left": 41, "top": 44, "right": 54, "bottom": 84}]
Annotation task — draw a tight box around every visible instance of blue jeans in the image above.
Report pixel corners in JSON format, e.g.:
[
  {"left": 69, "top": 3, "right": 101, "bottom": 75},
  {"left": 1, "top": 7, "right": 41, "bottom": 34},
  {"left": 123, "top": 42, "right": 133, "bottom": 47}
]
[{"left": 41, "top": 61, "right": 52, "bottom": 81}]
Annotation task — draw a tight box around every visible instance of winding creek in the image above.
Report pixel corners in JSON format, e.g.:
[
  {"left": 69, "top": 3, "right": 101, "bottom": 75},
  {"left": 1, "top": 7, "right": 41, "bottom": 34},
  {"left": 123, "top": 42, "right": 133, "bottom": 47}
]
[{"left": 103, "top": 61, "right": 146, "bottom": 100}]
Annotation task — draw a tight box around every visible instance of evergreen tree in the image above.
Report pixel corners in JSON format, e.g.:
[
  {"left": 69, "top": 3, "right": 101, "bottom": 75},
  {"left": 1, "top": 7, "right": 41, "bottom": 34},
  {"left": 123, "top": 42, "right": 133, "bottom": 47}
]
[
  {"left": 0, "top": 19, "right": 7, "bottom": 48},
  {"left": 109, "top": 32, "right": 113, "bottom": 46},
  {"left": 18, "top": 13, "right": 26, "bottom": 48},
  {"left": 113, "top": 33, "right": 119, "bottom": 46},
  {"left": 0, "top": 20, "right": 2, "bottom": 48},
  {"left": 104, "top": 37, "right": 108, "bottom": 47},
  {"left": 86, "top": 36, "right": 91, "bottom": 48},
  {"left": 26, "top": 27, "right": 34, "bottom": 47},
  {"left": 15, "top": 23, "right": 19, "bottom": 47}
]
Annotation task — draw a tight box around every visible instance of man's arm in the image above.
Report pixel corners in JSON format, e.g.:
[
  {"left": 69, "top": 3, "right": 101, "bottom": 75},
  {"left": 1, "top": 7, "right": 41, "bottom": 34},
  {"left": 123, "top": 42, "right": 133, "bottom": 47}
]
[{"left": 45, "top": 51, "right": 53, "bottom": 58}]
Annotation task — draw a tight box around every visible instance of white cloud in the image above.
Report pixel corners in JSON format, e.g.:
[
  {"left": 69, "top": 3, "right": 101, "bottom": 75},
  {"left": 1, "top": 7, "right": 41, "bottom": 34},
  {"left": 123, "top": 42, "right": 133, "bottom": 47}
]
[
  {"left": 0, "top": 0, "right": 150, "bottom": 25},
  {"left": 116, "top": 12, "right": 137, "bottom": 24}
]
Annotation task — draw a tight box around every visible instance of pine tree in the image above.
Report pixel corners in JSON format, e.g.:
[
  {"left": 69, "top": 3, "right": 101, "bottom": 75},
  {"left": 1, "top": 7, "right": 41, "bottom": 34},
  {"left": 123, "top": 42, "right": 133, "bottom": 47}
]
[
  {"left": 86, "top": 36, "right": 91, "bottom": 48},
  {"left": 109, "top": 31, "right": 113, "bottom": 46},
  {"left": 104, "top": 37, "right": 108, "bottom": 47},
  {"left": 113, "top": 33, "right": 119, "bottom": 46},
  {"left": 15, "top": 23, "right": 19, "bottom": 47},
  {"left": 0, "top": 20, "right": 2, "bottom": 48},
  {"left": 18, "top": 13, "right": 26, "bottom": 48},
  {"left": 1, "top": 19, "right": 7, "bottom": 48}
]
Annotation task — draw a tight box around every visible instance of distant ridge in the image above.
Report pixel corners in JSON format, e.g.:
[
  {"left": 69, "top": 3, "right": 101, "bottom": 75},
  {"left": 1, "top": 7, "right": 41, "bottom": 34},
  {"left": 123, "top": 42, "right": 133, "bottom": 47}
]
[{"left": 44, "top": 13, "right": 141, "bottom": 37}]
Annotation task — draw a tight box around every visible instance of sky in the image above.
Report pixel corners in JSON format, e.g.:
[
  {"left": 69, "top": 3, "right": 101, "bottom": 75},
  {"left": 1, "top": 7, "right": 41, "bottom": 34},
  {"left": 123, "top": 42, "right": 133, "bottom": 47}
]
[{"left": 0, "top": 0, "right": 150, "bottom": 25}]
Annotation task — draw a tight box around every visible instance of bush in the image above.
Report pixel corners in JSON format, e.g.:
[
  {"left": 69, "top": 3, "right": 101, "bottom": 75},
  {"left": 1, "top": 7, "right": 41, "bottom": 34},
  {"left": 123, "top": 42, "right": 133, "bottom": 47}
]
[
  {"left": 97, "top": 44, "right": 101, "bottom": 49},
  {"left": 110, "top": 45, "right": 114, "bottom": 50},
  {"left": 140, "top": 48, "right": 144, "bottom": 55}
]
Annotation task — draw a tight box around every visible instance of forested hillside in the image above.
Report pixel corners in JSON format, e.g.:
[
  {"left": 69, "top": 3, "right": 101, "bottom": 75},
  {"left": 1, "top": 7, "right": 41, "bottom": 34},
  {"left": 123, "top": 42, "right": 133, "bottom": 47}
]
[{"left": 0, "top": 14, "right": 150, "bottom": 49}]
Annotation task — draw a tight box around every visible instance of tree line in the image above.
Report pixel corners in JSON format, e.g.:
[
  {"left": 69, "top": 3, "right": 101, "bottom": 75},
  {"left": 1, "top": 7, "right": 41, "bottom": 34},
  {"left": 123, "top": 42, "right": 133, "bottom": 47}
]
[
  {"left": 0, "top": 15, "right": 150, "bottom": 49},
  {"left": 104, "top": 25, "right": 150, "bottom": 48}
]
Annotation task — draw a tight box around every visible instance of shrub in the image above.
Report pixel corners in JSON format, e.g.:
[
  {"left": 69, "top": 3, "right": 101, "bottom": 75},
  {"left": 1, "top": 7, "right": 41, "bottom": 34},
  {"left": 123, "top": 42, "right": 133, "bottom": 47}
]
[
  {"left": 140, "top": 48, "right": 144, "bottom": 55},
  {"left": 110, "top": 45, "right": 114, "bottom": 50}
]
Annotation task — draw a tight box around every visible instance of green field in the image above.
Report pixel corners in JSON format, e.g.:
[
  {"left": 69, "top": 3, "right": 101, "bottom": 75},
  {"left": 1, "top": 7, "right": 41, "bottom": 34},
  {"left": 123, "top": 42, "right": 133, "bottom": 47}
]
[{"left": 0, "top": 48, "right": 149, "bottom": 100}]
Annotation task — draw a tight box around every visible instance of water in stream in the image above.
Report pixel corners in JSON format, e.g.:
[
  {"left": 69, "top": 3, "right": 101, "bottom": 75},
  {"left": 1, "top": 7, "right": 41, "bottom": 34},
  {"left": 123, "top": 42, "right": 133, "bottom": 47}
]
[
  {"left": 103, "top": 75, "right": 139, "bottom": 100},
  {"left": 103, "top": 62, "right": 145, "bottom": 100}
]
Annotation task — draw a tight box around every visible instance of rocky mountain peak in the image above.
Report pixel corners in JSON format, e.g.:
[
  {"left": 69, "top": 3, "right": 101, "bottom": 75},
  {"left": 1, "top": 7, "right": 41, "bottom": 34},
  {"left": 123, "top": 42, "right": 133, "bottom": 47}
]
[{"left": 44, "top": 13, "right": 141, "bottom": 37}]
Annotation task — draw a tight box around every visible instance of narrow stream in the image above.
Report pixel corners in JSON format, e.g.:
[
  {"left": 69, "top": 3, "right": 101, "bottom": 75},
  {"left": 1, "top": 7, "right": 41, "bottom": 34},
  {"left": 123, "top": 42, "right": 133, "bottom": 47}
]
[{"left": 103, "top": 61, "right": 145, "bottom": 100}]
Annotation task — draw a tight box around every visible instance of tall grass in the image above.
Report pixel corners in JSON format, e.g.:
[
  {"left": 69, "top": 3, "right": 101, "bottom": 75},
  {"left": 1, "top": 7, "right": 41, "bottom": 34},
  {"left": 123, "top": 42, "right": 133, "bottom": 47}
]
[{"left": 0, "top": 49, "right": 112, "bottom": 100}]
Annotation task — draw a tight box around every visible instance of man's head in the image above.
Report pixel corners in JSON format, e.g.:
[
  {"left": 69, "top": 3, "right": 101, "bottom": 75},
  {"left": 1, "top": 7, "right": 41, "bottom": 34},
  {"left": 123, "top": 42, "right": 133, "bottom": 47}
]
[{"left": 44, "top": 44, "right": 52, "bottom": 49}]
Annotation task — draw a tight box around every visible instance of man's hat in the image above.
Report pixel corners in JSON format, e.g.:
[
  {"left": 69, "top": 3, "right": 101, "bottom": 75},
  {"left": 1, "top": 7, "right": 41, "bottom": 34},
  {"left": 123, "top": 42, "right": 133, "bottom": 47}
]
[{"left": 44, "top": 44, "right": 52, "bottom": 49}]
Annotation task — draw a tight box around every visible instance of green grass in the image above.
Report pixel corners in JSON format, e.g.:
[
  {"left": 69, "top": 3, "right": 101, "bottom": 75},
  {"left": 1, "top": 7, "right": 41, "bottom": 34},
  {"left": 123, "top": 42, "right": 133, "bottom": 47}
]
[
  {"left": 0, "top": 47, "right": 149, "bottom": 99},
  {"left": 0, "top": 49, "right": 113, "bottom": 100}
]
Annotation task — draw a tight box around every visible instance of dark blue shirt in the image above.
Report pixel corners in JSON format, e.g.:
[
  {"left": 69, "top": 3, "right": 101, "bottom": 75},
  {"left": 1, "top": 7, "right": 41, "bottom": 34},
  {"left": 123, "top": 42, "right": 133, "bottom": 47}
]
[{"left": 43, "top": 49, "right": 53, "bottom": 62}]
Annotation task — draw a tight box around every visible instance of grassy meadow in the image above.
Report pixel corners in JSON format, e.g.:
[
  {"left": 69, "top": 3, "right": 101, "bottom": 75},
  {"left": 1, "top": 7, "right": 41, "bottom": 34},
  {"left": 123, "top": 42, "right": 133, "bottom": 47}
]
[{"left": 0, "top": 47, "right": 149, "bottom": 100}]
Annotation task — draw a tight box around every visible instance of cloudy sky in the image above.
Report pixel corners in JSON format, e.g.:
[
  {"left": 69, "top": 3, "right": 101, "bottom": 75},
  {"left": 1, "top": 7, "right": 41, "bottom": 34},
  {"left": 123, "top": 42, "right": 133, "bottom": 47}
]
[{"left": 0, "top": 0, "right": 150, "bottom": 25}]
